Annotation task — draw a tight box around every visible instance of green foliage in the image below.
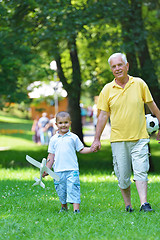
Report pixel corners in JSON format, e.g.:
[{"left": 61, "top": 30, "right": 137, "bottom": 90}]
[{"left": 0, "top": 0, "right": 159, "bottom": 116}]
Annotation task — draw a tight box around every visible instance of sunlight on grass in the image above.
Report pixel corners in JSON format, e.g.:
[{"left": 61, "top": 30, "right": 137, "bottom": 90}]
[
  {"left": 0, "top": 168, "right": 53, "bottom": 181},
  {"left": 0, "top": 115, "right": 31, "bottom": 124},
  {"left": 81, "top": 173, "right": 117, "bottom": 182},
  {"left": 149, "top": 175, "right": 160, "bottom": 183},
  {"left": 0, "top": 135, "right": 34, "bottom": 148},
  {"left": 1, "top": 168, "right": 160, "bottom": 183}
]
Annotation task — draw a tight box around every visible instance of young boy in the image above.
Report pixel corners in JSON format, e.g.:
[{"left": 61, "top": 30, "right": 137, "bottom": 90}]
[{"left": 43, "top": 111, "right": 92, "bottom": 213}]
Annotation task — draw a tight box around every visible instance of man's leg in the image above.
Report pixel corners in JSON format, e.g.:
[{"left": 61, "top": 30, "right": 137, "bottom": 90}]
[
  {"left": 111, "top": 142, "right": 132, "bottom": 210},
  {"left": 135, "top": 180, "right": 154, "bottom": 211},
  {"left": 132, "top": 139, "right": 154, "bottom": 211},
  {"left": 120, "top": 186, "right": 132, "bottom": 208},
  {"left": 135, "top": 180, "right": 147, "bottom": 205}
]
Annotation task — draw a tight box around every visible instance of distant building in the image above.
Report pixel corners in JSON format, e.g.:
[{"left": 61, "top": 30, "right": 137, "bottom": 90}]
[{"left": 30, "top": 98, "right": 68, "bottom": 119}]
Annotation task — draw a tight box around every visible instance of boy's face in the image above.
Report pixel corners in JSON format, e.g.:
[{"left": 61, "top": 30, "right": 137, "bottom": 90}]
[{"left": 56, "top": 116, "right": 71, "bottom": 135}]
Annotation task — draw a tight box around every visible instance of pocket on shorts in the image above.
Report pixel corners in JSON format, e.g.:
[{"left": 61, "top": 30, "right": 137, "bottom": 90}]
[
  {"left": 132, "top": 139, "right": 150, "bottom": 174},
  {"left": 54, "top": 172, "right": 61, "bottom": 188},
  {"left": 112, "top": 154, "right": 120, "bottom": 180},
  {"left": 72, "top": 171, "right": 80, "bottom": 187}
]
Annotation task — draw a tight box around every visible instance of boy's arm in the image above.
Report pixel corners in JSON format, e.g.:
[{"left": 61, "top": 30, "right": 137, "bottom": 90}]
[
  {"left": 79, "top": 147, "right": 92, "bottom": 154},
  {"left": 46, "top": 153, "right": 55, "bottom": 168},
  {"left": 42, "top": 153, "right": 55, "bottom": 177}
]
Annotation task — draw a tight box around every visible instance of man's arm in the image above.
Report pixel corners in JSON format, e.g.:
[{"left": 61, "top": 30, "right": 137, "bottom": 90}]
[
  {"left": 91, "top": 110, "right": 109, "bottom": 152},
  {"left": 146, "top": 101, "right": 160, "bottom": 141}
]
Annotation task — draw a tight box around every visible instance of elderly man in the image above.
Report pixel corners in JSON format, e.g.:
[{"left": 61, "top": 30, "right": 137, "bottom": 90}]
[{"left": 91, "top": 52, "right": 160, "bottom": 212}]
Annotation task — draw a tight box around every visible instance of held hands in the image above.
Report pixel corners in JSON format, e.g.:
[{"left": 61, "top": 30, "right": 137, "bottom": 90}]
[
  {"left": 42, "top": 171, "right": 48, "bottom": 178},
  {"left": 91, "top": 139, "right": 101, "bottom": 152}
]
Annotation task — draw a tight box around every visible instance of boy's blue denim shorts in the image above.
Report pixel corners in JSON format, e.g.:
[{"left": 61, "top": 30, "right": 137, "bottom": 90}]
[{"left": 54, "top": 170, "right": 81, "bottom": 204}]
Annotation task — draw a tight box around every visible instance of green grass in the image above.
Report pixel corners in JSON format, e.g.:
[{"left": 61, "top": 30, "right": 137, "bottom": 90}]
[
  {"left": 0, "top": 112, "right": 160, "bottom": 239},
  {"left": 0, "top": 169, "right": 160, "bottom": 240}
]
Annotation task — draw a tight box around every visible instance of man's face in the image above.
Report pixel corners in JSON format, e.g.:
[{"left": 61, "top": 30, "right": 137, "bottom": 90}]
[{"left": 110, "top": 55, "right": 129, "bottom": 81}]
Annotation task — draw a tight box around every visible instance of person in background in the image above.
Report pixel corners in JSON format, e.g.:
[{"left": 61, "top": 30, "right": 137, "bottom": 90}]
[
  {"left": 87, "top": 106, "right": 93, "bottom": 123},
  {"left": 92, "top": 104, "right": 98, "bottom": 130},
  {"left": 91, "top": 52, "right": 160, "bottom": 212},
  {"left": 44, "top": 114, "right": 57, "bottom": 142},
  {"left": 31, "top": 115, "right": 41, "bottom": 144},
  {"left": 38, "top": 112, "right": 49, "bottom": 145},
  {"left": 80, "top": 103, "right": 87, "bottom": 125}
]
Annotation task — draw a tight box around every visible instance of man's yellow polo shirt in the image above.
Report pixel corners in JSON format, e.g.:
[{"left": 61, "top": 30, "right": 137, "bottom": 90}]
[{"left": 97, "top": 76, "right": 153, "bottom": 142}]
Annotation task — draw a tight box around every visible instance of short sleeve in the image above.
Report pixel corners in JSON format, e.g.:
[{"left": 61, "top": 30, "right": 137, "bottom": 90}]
[
  {"left": 97, "top": 89, "right": 110, "bottom": 112},
  {"left": 75, "top": 136, "right": 84, "bottom": 152},
  {"left": 142, "top": 81, "right": 153, "bottom": 103}
]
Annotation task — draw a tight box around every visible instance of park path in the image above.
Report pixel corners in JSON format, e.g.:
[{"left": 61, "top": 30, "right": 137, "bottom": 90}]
[{"left": 83, "top": 122, "right": 111, "bottom": 143}]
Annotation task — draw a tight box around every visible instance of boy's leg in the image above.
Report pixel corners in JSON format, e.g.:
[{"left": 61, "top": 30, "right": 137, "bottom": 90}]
[
  {"left": 73, "top": 203, "right": 80, "bottom": 211},
  {"left": 67, "top": 171, "right": 81, "bottom": 212},
  {"left": 61, "top": 203, "right": 68, "bottom": 209},
  {"left": 54, "top": 172, "right": 67, "bottom": 211}
]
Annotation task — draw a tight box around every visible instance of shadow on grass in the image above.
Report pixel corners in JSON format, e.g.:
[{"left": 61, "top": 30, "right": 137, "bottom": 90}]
[
  {"left": 0, "top": 148, "right": 48, "bottom": 168},
  {"left": 1, "top": 145, "right": 160, "bottom": 174},
  {"left": 0, "top": 145, "right": 114, "bottom": 174},
  {"left": 0, "top": 121, "right": 32, "bottom": 130}
]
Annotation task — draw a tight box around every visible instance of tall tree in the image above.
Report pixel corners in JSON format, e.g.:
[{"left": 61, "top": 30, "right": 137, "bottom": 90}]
[
  {"left": 130, "top": 0, "right": 160, "bottom": 107},
  {"left": 111, "top": 0, "right": 160, "bottom": 107},
  {"left": 0, "top": 1, "right": 46, "bottom": 107}
]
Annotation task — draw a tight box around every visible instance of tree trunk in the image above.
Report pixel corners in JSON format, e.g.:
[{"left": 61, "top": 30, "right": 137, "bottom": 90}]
[
  {"left": 68, "top": 37, "right": 84, "bottom": 143},
  {"left": 55, "top": 38, "right": 84, "bottom": 143},
  {"left": 68, "top": 93, "right": 84, "bottom": 143},
  {"left": 130, "top": 0, "right": 160, "bottom": 108}
]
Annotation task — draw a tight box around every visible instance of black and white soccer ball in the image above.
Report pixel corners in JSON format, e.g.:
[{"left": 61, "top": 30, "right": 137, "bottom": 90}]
[{"left": 145, "top": 114, "right": 159, "bottom": 134}]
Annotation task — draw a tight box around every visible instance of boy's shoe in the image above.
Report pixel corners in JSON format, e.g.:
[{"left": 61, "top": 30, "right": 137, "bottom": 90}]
[
  {"left": 126, "top": 205, "right": 134, "bottom": 212},
  {"left": 59, "top": 207, "right": 68, "bottom": 213},
  {"left": 74, "top": 209, "right": 80, "bottom": 213},
  {"left": 139, "top": 202, "right": 154, "bottom": 212}
]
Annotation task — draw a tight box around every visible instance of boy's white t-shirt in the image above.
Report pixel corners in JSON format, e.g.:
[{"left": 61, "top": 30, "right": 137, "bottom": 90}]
[{"left": 48, "top": 130, "right": 84, "bottom": 172}]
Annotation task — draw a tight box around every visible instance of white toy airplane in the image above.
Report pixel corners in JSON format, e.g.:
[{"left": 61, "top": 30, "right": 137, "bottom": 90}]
[{"left": 26, "top": 155, "right": 60, "bottom": 188}]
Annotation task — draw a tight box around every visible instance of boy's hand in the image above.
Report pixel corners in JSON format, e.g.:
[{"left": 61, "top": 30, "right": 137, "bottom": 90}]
[
  {"left": 91, "top": 139, "right": 101, "bottom": 152},
  {"left": 42, "top": 171, "right": 48, "bottom": 178}
]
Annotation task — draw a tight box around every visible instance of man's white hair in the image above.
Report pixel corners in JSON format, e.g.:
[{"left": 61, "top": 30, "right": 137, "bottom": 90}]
[{"left": 108, "top": 53, "right": 128, "bottom": 66}]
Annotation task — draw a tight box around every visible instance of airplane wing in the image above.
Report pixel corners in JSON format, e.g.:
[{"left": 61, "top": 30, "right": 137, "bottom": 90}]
[
  {"left": 44, "top": 166, "right": 60, "bottom": 181},
  {"left": 26, "top": 155, "right": 41, "bottom": 169}
]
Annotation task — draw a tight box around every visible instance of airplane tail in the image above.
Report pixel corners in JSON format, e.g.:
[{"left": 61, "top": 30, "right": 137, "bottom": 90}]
[{"left": 32, "top": 177, "right": 45, "bottom": 188}]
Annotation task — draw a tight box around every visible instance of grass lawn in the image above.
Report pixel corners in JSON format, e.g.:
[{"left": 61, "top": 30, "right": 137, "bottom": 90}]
[{"left": 0, "top": 112, "right": 160, "bottom": 239}]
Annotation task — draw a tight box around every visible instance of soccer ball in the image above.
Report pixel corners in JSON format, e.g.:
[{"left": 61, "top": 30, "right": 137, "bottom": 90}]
[{"left": 145, "top": 114, "right": 159, "bottom": 134}]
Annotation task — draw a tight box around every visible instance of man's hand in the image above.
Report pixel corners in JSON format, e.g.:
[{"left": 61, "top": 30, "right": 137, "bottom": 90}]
[
  {"left": 91, "top": 139, "right": 101, "bottom": 152},
  {"left": 157, "top": 129, "right": 160, "bottom": 143}
]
